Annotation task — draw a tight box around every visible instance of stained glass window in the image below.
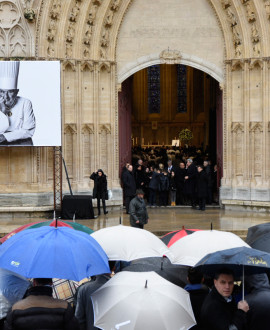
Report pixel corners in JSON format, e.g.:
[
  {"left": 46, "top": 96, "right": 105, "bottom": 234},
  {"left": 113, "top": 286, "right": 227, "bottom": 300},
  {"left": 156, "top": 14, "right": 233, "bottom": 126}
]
[
  {"left": 177, "top": 64, "right": 187, "bottom": 113},
  {"left": 147, "top": 65, "right": 161, "bottom": 114}
]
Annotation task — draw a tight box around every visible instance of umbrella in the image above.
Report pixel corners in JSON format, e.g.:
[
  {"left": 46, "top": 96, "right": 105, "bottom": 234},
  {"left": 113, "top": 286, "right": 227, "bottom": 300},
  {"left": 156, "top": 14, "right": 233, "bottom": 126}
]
[
  {"left": 161, "top": 226, "right": 201, "bottom": 247},
  {"left": 0, "top": 219, "right": 93, "bottom": 244},
  {"left": 122, "top": 256, "right": 189, "bottom": 288},
  {"left": 194, "top": 246, "right": 270, "bottom": 299},
  {"left": 0, "top": 268, "right": 30, "bottom": 319},
  {"left": 170, "top": 230, "right": 250, "bottom": 266},
  {"left": 0, "top": 226, "right": 109, "bottom": 281},
  {"left": 246, "top": 222, "right": 270, "bottom": 245},
  {"left": 246, "top": 230, "right": 270, "bottom": 253},
  {"left": 91, "top": 271, "right": 196, "bottom": 330},
  {"left": 91, "top": 225, "right": 175, "bottom": 262}
]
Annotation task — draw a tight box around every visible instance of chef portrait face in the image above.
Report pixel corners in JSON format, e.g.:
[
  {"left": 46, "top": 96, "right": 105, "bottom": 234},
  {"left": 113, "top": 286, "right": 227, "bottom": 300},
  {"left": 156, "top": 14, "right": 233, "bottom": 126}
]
[{"left": 0, "top": 88, "right": 19, "bottom": 109}]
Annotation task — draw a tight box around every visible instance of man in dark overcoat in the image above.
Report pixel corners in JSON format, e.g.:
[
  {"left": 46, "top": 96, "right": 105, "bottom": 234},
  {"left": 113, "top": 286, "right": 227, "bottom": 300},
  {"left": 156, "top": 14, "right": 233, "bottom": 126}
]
[
  {"left": 196, "top": 165, "right": 208, "bottom": 211},
  {"left": 184, "top": 159, "right": 197, "bottom": 208},
  {"left": 122, "top": 164, "right": 136, "bottom": 214}
]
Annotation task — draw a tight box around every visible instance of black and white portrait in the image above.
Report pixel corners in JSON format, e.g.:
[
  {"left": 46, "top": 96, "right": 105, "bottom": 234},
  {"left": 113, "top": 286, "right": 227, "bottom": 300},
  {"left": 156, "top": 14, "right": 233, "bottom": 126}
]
[{"left": 0, "top": 61, "right": 61, "bottom": 147}]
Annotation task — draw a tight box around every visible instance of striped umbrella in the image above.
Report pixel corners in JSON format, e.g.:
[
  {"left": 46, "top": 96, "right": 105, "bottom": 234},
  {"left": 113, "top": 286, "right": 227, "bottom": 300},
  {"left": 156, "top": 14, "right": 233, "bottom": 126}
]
[
  {"left": 0, "top": 220, "right": 93, "bottom": 244},
  {"left": 161, "top": 226, "right": 201, "bottom": 248}
]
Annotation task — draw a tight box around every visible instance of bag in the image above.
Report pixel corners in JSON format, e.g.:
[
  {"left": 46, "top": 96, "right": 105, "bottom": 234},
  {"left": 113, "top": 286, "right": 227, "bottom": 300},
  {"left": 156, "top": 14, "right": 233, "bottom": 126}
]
[{"left": 105, "top": 190, "right": 109, "bottom": 200}]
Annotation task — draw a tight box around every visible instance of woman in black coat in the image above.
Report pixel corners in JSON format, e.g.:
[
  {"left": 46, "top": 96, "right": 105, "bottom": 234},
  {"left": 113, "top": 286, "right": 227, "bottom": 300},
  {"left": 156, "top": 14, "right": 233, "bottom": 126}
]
[{"left": 90, "top": 169, "right": 108, "bottom": 215}]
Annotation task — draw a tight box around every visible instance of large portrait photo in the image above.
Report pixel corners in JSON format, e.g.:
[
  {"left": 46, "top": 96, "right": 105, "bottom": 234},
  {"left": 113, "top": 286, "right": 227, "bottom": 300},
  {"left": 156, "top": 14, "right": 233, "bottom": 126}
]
[{"left": 0, "top": 61, "right": 61, "bottom": 146}]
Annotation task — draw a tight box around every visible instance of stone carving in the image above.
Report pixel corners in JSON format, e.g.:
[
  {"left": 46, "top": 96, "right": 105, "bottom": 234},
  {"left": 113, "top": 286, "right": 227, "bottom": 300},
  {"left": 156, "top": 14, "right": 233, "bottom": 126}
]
[
  {"left": 221, "top": 0, "right": 231, "bottom": 9},
  {"left": 83, "top": 47, "right": 90, "bottom": 58},
  {"left": 21, "top": 0, "right": 35, "bottom": 22},
  {"left": 62, "top": 60, "right": 76, "bottom": 71},
  {"left": 251, "top": 23, "right": 260, "bottom": 43},
  {"left": 66, "top": 23, "right": 75, "bottom": 43},
  {"left": 232, "top": 25, "right": 242, "bottom": 45},
  {"left": 99, "top": 124, "right": 111, "bottom": 134},
  {"left": 159, "top": 49, "right": 182, "bottom": 63},
  {"left": 50, "top": 0, "right": 61, "bottom": 19},
  {"left": 93, "top": 0, "right": 103, "bottom": 5},
  {"left": 9, "top": 25, "right": 27, "bottom": 56},
  {"left": 227, "top": 7, "right": 237, "bottom": 27},
  {"left": 69, "top": 2, "right": 80, "bottom": 22},
  {"left": 100, "top": 46, "right": 107, "bottom": 59},
  {"left": 235, "top": 44, "right": 242, "bottom": 57},
  {"left": 66, "top": 42, "right": 73, "bottom": 57},
  {"left": 265, "top": 1, "right": 270, "bottom": 19},
  {"left": 105, "top": 10, "right": 114, "bottom": 26},
  {"left": 249, "top": 122, "right": 263, "bottom": 132},
  {"left": 0, "top": 2, "right": 20, "bottom": 28},
  {"left": 47, "top": 43, "right": 55, "bottom": 57},
  {"left": 81, "top": 61, "right": 95, "bottom": 72},
  {"left": 47, "top": 19, "right": 57, "bottom": 41},
  {"left": 231, "top": 60, "right": 245, "bottom": 71},
  {"left": 253, "top": 42, "right": 261, "bottom": 57},
  {"left": 82, "top": 124, "right": 94, "bottom": 134},
  {"left": 83, "top": 25, "right": 92, "bottom": 45},
  {"left": 231, "top": 122, "right": 244, "bottom": 133},
  {"left": 111, "top": 0, "right": 121, "bottom": 11},
  {"left": 98, "top": 61, "right": 111, "bottom": 73},
  {"left": 87, "top": 5, "right": 97, "bottom": 25},
  {"left": 101, "top": 28, "right": 109, "bottom": 47},
  {"left": 64, "top": 124, "right": 77, "bottom": 134},
  {"left": 245, "top": 1, "right": 256, "bottom": 22}
]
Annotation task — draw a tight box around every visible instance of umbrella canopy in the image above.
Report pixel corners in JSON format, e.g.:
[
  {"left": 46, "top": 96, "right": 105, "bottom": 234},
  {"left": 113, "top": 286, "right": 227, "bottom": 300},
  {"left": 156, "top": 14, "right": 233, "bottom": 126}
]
[
  {"left": 91, "top": 225, "right": 175, "bottom": 262},
  {"left": 246, "top": 230, "right": 270, "bottom": 253},
  {"left": 170, "top": 230, "right": 250, "bottom": 266},
  {"left": 161, "top": 227, "right": 201, "bottom": 247},
  {"left": 0, "top": 268, "right": 30, "bottom": 319},
  {"left": 122, "top": 257, "right": 189, "bottom": 288},
  {"left": 0, "top": 219, "right": 93, "bottom": 244},
  {"left": 0, "top": 226, "right": 109, "bottom": 281},
  {"left": 92, "top": 271, "right": 196, "bottom": 330},
  {"left": 194, "top": 246, "right": 270, "bottom": 277},
  {"left": 246, "top": 222, "right": 270, "bottom": 245}
]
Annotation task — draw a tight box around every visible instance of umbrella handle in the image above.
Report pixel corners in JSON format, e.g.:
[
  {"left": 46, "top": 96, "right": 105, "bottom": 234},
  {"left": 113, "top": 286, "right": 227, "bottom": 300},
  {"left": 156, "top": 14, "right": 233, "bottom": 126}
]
[{"left": 242, "top": 265, "right": 244, "bottom": 300}]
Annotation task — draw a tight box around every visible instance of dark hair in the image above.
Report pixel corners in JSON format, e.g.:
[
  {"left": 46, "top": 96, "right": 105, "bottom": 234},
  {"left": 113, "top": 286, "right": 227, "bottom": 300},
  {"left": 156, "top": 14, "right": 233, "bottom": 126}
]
[
  {"left": 188, "top": 267, "right": 204, "bottom": 284},
  {"left": 136, "top": 189, "right": 144, "bottom": 195},
  {"left": 214, "top": 268, "right": 235, "bottom": 280},
  {"left": 197, "top": 165, "right": 204, "bottom": 170},
  {"left": 34, "top": 278, "right": 53, "bottom": 286}
]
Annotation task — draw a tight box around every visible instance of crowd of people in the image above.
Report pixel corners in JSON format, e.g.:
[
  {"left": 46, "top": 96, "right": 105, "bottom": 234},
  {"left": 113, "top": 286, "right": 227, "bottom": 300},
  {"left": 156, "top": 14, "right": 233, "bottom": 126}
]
[
  {"left": 2, "top": 265, "right": 270, "bottom": 329},
  {"left": 121, "top": 146, "right": 218, "bottom": 213}
]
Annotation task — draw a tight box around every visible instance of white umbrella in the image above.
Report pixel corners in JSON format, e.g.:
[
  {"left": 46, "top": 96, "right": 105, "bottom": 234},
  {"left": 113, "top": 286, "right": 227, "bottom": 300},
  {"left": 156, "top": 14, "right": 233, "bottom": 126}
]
[
  {"left": 91, "top": 271, "right": 196, "bottom": 330},
  {"left": 91, "top": 225, "right": 175, "bottom": 262},
  {"left": 170, "top": 230, "right": 250, "bottom": 266}
]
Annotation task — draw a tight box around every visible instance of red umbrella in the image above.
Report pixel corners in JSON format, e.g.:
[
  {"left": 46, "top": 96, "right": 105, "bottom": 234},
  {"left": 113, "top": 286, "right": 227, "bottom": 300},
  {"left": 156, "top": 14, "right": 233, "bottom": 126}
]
[
  {"left": 0, "top": 219, "right": 93, "bottom": 244},
  {"left": 161, "top": 226, "right": 202, "bottom": 247}
]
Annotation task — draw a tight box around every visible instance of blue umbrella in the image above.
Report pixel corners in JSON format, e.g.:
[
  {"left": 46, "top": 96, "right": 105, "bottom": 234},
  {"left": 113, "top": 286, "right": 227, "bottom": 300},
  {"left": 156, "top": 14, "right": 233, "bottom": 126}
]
[
  {"left": 194, "top": 246, "right": 270, "bottom": 299},
  {"left": 0, "top": 226, "right": 110, "bottom": 281},
  {"left": 0, "top": 268, "right": 30, "bottom": 319}
]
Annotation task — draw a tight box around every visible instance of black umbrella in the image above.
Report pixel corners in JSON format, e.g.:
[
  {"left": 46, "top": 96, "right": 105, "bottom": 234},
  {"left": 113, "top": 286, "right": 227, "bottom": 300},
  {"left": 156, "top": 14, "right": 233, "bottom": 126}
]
[
  {"left": 248, "top": 231, "right": 270, "bottom": 254},
  {"left": 246, "top": 223, "right": 270, "bottom": 246},
  {"left": 121, "top": 257, "right": 189, "bottom": 288}
]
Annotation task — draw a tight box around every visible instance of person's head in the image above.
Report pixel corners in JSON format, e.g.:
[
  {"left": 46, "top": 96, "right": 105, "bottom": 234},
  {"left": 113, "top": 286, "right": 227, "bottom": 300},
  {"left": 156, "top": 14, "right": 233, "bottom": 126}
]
[
  {"left": 127, "top": 164, "right": 133, "bottom": 172},
  {"left": 97, "top": 169, "right": 104, "bottom": 177},
  {"left": 125, "top": 163, "right": 130, "bottom": 169},
  {"left": 138, "top": 159, "right": 143, "bottom": 165},
  {"left": 0, "top": 61, "right": 20, "bottom": 108},
  {"left": 33, "top": 278, "right": 53, "bottom": 287},
  {"left": 187, "top": 159, "right": 193, "bottom": 167},
  {"left": 159, "top": 163, "right": 164, "bottom": 170},
  {"left": 136, "top": 189, "right": 144, "bottom": 199},
  {"left": 167, "top": 160, "right": 172, "bottom": 166},
  {"left": 197, "top": 165, "right": 203, "bottom": 173},
  {"left": 171, "top": 171, "right": 175, "bottom": 177},
  {"left": 187, "top": 267, "right": 204, "bottom": 285},
  {"left": 214, "top": 164, "right": 218, "bottom": 171},
  {"left": 180, "top": 162, "right": 185, "bottom": 169},
  {"left": 150, "top": 166, "right": 154, "bottom": 172},
  {"left": 145, "top": 167, "right": 149, "bottom": 173},
  {"left": 214, "top": 269, "right": 235, "bottom": 298},
  {"left": 203, "top": 160, "right": 209, "bottom": 167},
  {"left": 137, "top": 165, "right": 142, "bottom": 171}
]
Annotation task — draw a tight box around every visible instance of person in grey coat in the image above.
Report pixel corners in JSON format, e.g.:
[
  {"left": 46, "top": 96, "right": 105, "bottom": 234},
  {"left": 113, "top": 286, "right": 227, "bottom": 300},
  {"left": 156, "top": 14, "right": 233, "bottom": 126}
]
[{"left": 129, "top": 189, "right": 149, "bottom": 229}]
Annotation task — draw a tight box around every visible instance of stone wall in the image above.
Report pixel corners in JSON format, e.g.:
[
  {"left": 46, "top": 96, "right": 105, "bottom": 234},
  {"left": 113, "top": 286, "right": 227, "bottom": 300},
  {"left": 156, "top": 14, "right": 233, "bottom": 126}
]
[{"left": 0, "top": 0, "right": 270, "bottom": 211}]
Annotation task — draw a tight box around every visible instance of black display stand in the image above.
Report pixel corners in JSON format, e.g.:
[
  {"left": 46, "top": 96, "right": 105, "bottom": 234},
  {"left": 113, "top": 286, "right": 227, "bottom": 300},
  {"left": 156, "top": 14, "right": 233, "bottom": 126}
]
[{"left": 61, "top": 195, "right": 95, "bottom": 219}]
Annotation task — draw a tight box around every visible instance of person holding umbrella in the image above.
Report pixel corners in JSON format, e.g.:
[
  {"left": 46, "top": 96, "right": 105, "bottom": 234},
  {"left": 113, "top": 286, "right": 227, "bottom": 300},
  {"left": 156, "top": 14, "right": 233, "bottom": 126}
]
[
  {"left": 200, "top": 268, "right": 249, "bottom": 330},
  {"left": 4, "top": 278, "right": 79, "bottom": 330},
  {"left": 129, "top": 189, "right": 149, "bottom": 229}
]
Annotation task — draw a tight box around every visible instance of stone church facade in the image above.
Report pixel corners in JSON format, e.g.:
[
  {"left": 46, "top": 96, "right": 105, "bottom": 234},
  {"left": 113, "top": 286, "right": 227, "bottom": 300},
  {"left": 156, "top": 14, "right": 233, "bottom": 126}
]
[{"left": 1, "top": 0, "right": 270, "bottom": 213}]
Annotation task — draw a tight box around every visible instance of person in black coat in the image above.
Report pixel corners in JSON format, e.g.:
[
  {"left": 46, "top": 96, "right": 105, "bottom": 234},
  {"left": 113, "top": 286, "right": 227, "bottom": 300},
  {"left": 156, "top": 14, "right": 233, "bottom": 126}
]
[
  {"left": 184, "top": 159, "right": 197, "bottom": 208},
  {"left": 175, "top": 162, "right": 186, "bottom": 205},
  {"left": 158, "top": 171, "right": 169, "bottom": 206},
  {"left": 90, "top": 169, "right": 108, "bottom": 216},
  {"left": 4, "top": 278, "right": 79, "bottom": 330},
  {"left": 122, "top": 164, "right": 136, "bottom": 214},
  {"left": 184, "top": 267, "right": 209, "bottom": 329},
  {"left": 203, "top": 161, "right": 213, "bottom": 205},
  {"left": 196, "top": 165, "right": 208, "bottom": 211},
  {"left": 200, "top": 268, "right": 249, "bottom": 330},
  {"left": 244, "top": 273, "right": 270, "bottom": 330},
  {"left": 148, "top": 169, "right": 160, "bottom": 207},
  {"left": 135, "top": 165, "right": 146, "bottom": 190}
]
